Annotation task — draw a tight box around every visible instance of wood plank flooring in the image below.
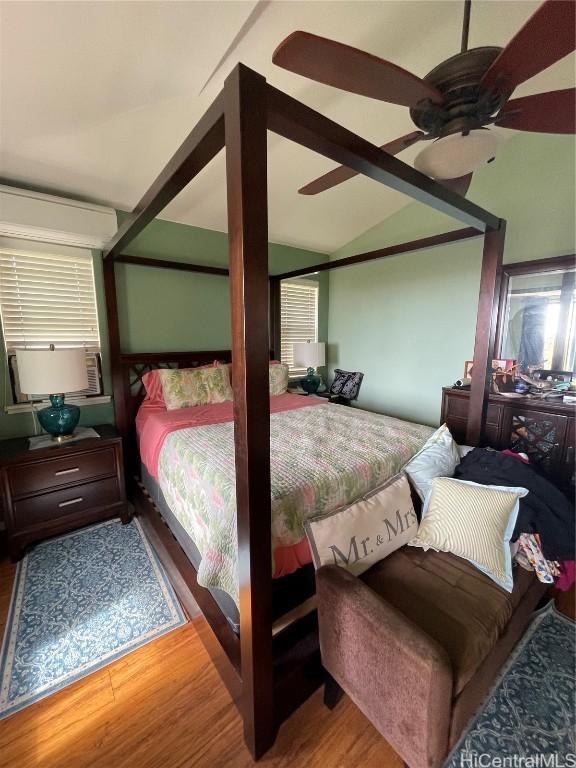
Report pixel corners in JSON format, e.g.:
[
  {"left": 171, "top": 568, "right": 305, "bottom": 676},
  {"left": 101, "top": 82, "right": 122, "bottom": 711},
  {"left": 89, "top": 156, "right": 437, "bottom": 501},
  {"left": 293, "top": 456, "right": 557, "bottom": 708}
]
[
  {"left": 0, "top": 558, "right": 400, "bottom": 768},
  {"left": 2, "top": 553, "right": 573, "bottom": 768}
]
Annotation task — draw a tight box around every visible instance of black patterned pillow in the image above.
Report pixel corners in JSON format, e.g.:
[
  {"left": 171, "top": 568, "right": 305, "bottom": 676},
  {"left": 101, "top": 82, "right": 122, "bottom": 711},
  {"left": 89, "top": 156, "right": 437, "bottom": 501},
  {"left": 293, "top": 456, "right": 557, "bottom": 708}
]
[{"left": 330, "top": 369, "right": 364, "bottom": 400}]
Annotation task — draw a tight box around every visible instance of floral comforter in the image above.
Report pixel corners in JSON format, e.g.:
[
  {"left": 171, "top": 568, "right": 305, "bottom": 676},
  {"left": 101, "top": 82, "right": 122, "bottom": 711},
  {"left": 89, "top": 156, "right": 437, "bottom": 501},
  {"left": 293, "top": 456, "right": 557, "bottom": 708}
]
[{"left": 157, "top": 402, "right": 433, "bottom": 607}]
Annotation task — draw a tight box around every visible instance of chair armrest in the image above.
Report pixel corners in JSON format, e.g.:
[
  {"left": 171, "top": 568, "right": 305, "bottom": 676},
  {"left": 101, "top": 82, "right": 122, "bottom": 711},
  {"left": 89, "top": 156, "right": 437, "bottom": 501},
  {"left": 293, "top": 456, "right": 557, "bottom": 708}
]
[{"left": 317, "top": 565, "right": 453, "bottom": 768}]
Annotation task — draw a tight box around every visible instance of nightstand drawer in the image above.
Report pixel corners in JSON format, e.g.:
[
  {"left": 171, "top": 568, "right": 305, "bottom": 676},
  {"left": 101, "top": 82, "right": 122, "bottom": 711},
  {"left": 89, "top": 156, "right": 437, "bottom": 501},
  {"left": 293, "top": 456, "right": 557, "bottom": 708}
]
[
  {"left": 12, "top": 476, "right": 122, "bottom": 528},
  {"left": 7, "top": 446, "right": 117, "bottom": 498}
]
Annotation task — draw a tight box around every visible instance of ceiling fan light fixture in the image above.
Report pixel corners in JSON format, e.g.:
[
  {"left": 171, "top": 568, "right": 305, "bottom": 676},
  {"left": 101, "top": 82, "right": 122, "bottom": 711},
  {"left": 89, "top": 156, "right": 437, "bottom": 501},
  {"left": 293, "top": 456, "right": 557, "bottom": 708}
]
[{"left": 414, "top": 129, "right": 500, "bottom": 180}]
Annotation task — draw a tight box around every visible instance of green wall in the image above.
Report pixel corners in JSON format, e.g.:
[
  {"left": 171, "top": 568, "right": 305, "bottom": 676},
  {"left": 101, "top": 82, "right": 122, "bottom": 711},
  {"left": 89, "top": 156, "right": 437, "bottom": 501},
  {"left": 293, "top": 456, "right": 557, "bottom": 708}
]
[
  {"left": 0, "top": 214, "right": 327, "bottom": 438},
  {"left": 114, "top": 213, "right": 328, "bottom": 353},
  {"left": 327, "top": 133, "right": 576, "bottom": 426}
]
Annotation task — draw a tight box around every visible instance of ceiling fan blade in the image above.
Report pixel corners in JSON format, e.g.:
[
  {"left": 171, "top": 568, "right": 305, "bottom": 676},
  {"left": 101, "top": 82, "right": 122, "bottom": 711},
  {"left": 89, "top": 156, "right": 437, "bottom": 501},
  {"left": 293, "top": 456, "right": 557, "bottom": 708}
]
[
  {"left": 438, "top": 174, "right": 473, "bottom": 197},
  {"left": 273, "top": 31, "right": 443, "bottom": 108},
  {"left": 298, "top": 131, "right": 425, "bottom": 195},
  {"left": 496, "top": 89, "right": 576, "bottom": 133},
  {"left": 481, "top": 0, "right": 576, "bottom": 94}
]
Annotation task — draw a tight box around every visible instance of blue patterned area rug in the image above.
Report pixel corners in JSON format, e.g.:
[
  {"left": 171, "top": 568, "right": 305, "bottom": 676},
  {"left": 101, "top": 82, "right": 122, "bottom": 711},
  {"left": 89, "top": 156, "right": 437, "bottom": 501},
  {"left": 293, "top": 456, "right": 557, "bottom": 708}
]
[
  {"left": 446, "top": 604, "right": 575, "bottom": 767},
  {"left": 0, "top": 518, "right": 186, "bottom": 719}
]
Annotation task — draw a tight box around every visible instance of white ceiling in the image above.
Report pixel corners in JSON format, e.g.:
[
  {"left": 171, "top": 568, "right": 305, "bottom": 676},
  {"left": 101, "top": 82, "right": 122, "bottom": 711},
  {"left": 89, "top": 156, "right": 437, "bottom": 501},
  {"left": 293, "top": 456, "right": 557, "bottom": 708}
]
[{"left": 1, "top": 1, "right": 574, "bottom": 253}]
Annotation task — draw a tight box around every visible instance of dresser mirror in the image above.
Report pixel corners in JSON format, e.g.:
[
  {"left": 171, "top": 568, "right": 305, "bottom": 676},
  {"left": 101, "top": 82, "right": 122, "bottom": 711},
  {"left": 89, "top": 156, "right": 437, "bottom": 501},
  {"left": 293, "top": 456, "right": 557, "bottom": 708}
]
[{"left": 497, "top": 256, "right": 575, "bottom": 375}]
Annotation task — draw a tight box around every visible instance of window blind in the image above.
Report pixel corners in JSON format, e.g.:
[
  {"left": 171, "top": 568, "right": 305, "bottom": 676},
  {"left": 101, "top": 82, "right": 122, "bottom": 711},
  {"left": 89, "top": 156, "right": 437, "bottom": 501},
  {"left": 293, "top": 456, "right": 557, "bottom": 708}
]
[
  {"left": 0, "top": 247, "right": 100, "bottom": 351},
  {"left": 280, "top": 279, "right": 319, "bottom": 375}
]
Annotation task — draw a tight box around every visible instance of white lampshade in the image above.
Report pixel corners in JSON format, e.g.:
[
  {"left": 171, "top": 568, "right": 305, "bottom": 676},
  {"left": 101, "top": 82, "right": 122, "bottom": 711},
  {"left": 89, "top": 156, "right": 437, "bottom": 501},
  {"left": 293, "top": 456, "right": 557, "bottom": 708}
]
[
  {"left": 293, "top": 342, "right": 325, "bottom": 369},
  {"left": 16, "top": 348, "right": 89, "bottom": 396},
  {"left": 414, "top": 129, "right": 500, "bottom": 180}
]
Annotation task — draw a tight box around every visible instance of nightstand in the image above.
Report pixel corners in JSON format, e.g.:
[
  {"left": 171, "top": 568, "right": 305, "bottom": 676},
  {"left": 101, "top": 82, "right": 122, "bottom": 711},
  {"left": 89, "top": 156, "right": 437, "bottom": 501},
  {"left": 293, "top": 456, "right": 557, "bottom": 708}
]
[{"left": 0, "top": 425, "right": 129, "bottom": 561}]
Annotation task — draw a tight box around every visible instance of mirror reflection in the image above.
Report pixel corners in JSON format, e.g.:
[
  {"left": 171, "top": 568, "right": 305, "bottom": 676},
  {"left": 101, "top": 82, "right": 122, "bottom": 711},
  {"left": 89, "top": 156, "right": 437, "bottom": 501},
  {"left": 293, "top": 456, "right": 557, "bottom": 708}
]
[{"left": 500, "top": 267, "right": 575, "bottom": 374}]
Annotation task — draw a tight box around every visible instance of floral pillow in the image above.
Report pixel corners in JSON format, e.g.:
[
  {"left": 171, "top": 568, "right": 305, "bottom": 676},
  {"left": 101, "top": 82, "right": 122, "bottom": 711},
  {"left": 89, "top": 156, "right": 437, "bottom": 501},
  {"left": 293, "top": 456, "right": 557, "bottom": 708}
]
[
  {"left": 158, "top": 365, "right": 233, "bottom": 410},
  {"left": 217, "top": 361, "right": 289, "bottom": 397},
  {"left": 269, "top": 362, "right": 289, "bottom": 396},
  {"left": 142, "top": 363, "right": 216, "bottom": 407}
]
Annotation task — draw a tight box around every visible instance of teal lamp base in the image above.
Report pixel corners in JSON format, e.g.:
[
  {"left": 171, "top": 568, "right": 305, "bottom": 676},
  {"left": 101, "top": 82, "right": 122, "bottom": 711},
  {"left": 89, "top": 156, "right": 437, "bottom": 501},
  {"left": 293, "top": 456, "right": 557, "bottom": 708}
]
[
  {"left": 37, "top": 394, "right": 80, "bottom": 442},
  {"left": 301, "top": 367, "right": 321, "bottom": 394}
]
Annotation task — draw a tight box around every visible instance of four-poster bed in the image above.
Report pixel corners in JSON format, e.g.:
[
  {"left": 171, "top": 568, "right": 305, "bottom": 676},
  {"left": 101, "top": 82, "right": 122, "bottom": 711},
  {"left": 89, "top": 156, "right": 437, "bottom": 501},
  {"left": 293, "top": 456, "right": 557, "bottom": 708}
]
[{"left": 102, "top": 63, "right": 505, "bottom": 759}]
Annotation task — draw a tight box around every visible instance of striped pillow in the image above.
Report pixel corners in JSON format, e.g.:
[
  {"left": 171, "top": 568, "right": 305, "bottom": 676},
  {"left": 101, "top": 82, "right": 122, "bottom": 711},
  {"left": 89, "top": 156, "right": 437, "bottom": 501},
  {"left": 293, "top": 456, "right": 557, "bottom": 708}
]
[{"left": 408, "top": 477, "right": 528, "bottom": 592}]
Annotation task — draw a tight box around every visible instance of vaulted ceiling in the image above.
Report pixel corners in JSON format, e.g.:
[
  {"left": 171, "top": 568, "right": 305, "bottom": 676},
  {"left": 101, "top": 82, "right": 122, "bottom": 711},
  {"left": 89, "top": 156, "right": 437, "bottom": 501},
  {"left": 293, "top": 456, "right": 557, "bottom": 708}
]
[{"left": 1, "top": 1, "right": 574, "bottom": 253}]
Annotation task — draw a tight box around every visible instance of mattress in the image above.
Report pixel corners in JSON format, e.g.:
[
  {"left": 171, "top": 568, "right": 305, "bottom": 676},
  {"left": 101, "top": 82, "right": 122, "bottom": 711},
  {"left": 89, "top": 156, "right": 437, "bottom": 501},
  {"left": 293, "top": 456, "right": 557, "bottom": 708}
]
[
  {"left": 151, "top": 400, "right": 434, "bottom": 611},
  {"left": 140, "top": 464, "right": 316, "bottom": 634}
]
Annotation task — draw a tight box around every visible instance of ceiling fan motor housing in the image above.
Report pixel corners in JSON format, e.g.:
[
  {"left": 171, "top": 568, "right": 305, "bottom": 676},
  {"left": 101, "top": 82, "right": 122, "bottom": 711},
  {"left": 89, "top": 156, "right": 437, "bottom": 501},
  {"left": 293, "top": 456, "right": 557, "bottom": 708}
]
[{"left": 410, "top": 47, "right": 509, "bottom": 138}]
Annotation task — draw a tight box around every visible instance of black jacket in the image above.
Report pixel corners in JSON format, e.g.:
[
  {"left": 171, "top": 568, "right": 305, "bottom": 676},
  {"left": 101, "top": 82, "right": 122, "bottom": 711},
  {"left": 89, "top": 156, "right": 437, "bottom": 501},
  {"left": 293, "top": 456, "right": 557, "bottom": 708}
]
[{"left": 454, "top": 448, "right": 575, "bottom": 561}]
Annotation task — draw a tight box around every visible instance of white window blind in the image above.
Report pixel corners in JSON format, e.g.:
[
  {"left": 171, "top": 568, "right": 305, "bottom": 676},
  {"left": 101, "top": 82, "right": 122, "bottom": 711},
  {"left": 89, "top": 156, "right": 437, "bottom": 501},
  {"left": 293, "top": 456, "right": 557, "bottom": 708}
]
[
  {"left": 280, "top": 279, "right": 319, "bottom": 375},
  {"left": 0, "top": 247, "right": 100, "bottom": 351}
]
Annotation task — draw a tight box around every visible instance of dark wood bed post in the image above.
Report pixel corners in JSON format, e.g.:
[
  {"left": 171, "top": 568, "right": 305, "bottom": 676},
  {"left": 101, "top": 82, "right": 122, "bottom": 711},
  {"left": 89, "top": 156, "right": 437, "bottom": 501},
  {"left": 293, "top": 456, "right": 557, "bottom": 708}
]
[
  {"left": 466, "top": 220, "right": 506, "bottom": 445},
  {"left": 224, "top": 64, "right": 275, "bottom": 759},
  {"left": 102, "top": 258, "right": 129, "bottom": 448}
]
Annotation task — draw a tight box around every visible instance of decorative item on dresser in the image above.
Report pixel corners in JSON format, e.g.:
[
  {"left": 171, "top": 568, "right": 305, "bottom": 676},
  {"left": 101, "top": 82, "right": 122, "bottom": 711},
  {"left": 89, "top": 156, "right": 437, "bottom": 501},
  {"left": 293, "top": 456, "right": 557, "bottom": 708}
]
[
  {"left": 441, "top": 387, "right": 575, "bottom": 493},
  {"left": 0, "top": 425, "right": 128, "bottom": 560},
  {"left": 293, "top": 341, "right": 325, "bottom": 394}
]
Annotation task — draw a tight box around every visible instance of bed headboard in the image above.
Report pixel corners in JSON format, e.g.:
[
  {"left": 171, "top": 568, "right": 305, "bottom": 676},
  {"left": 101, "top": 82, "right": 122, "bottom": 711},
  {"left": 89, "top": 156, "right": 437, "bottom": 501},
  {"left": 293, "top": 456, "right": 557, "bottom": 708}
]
[{"left": 113, "top": 349, "right": 233, "bottom": 476}]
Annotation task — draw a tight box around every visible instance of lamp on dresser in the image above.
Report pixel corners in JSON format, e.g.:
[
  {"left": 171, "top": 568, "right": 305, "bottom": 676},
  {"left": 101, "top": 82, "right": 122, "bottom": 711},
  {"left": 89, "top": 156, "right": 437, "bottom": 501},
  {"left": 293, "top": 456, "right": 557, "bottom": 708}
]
[
  {"left": 16, "top": 346, "right": 88, "bottom": 442},
  {"left": 293, "top": 341, "right": 325, "bottom": 394}
]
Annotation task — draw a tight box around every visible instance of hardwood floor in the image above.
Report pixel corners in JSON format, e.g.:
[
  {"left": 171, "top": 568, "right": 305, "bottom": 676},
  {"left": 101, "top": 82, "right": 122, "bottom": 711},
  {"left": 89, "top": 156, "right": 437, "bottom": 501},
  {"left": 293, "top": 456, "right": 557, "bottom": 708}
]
[
  {"left": 0, "top": 559, "right": 400, "bottom": 768},
  {"left": 2, "top": 553, "right": 573, "bottom": 768}
]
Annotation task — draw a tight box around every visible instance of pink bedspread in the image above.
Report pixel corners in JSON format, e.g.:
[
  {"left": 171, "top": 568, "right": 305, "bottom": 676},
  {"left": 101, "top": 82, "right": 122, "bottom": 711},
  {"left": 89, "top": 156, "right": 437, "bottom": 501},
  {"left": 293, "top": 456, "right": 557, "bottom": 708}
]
[{"left": 137, "top": 392, "right": 326, "bottom": 480}]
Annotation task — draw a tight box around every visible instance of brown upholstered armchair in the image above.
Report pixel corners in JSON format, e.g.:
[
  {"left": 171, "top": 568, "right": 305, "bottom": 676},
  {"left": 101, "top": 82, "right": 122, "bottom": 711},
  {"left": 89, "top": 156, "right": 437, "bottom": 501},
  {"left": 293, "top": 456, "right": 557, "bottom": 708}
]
[{"left": 316, "top": 547, "right": 547, "bottom": 768}]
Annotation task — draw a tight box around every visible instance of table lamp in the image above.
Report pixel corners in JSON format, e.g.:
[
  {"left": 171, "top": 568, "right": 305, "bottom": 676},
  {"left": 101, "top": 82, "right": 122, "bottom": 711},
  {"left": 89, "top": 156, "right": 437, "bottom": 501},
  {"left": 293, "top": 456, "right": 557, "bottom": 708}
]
[
  {"left": 293, "top": 341, "right": 325, "bottom": 394},
  {"left": 16, "top": 346, "right": 89, "bottom": 442}
]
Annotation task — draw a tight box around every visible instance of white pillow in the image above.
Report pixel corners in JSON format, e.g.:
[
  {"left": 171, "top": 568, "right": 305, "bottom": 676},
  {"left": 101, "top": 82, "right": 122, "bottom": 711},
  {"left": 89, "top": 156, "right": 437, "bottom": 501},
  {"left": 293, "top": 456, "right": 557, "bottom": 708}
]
[
  {"left": 408, "top": 477, "right": 527, "bottom": 592},
  {"left": 304, "top": 474, "right": 417, "bottom": 576},
  {"left": 404, "top": 424, "right": 460, "bottom": 501},
  {"left": 458, "top": 444, "right": 475, "bottom": 458}
]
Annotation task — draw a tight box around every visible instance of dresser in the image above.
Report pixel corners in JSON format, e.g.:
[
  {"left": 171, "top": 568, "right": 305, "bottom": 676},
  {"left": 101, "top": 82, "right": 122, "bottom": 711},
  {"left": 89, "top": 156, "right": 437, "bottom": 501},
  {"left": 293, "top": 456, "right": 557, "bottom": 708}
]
[
  {"left": 0, "top": 425, "right": 128, "bottom": 560},
  {"left": 441, "top": 388, "right": 575, "bottom": 494}
]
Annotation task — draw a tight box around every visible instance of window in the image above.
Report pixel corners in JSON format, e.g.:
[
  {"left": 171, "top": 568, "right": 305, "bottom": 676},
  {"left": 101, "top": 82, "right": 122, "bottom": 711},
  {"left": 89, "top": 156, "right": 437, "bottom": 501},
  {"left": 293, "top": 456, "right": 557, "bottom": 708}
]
[
  {"left": 0, "top": 246, "right": 100, "bottom": 350},
  {"left": 280, "top": 279, "right": 319, "bottom": 375},
  {"left": 0, "top": 244, "right": 102, "bottom": 402}
]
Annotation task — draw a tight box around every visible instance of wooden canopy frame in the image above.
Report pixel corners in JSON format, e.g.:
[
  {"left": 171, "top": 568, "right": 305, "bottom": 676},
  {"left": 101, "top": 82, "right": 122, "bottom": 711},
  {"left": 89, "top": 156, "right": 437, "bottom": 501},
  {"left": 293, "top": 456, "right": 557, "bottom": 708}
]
[{"left": 102, "top": 64, "right": 505, "bottom": 759}]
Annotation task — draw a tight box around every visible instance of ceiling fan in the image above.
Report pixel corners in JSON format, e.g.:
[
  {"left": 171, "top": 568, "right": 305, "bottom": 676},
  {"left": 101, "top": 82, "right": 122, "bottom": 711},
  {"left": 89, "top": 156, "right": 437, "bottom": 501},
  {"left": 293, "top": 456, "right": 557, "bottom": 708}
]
[{"left": 272, "top": 0, "right": 575, "bottom": 197}]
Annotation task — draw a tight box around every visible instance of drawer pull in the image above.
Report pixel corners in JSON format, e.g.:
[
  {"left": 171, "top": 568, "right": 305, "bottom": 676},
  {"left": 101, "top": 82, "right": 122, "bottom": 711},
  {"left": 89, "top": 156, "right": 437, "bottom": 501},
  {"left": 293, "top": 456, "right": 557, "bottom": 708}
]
[
  {"left": 55, "top": 467, "right": 80, "bottom": 476},
  {"left": 58, "top": 497, "right": 84, "bottom": 508}
]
